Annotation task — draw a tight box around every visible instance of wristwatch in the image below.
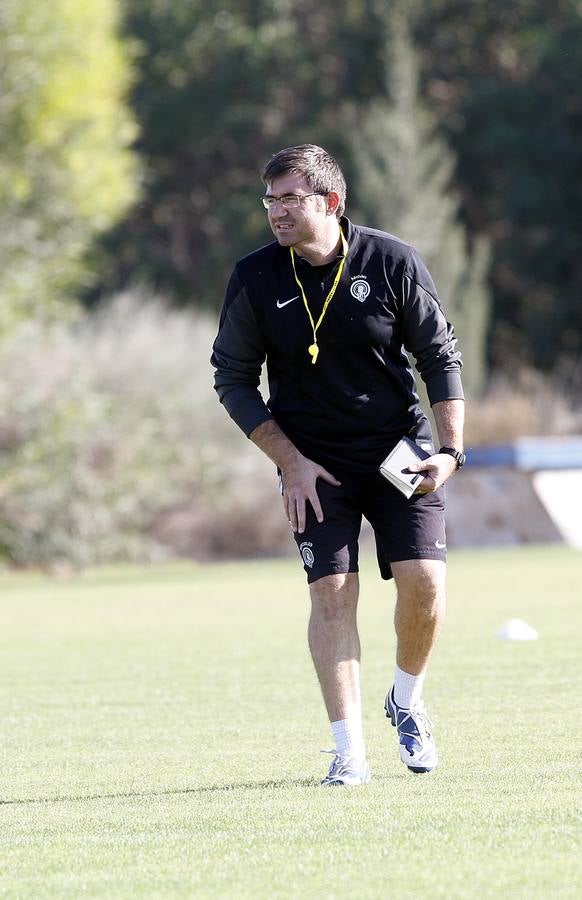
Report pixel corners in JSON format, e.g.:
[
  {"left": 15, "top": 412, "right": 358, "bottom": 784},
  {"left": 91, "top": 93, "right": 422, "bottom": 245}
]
[{"left": 439, "top": 446, "right": 466, "bottom": 470}]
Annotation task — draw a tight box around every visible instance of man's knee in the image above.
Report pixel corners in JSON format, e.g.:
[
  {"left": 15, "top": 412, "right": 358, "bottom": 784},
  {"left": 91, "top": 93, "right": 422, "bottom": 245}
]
[
  {"left": 392, "top": 559, "right": 446, "bottom": 612},
  {"left": 309, "top": 573, "right": 359, "bottom": 623}
]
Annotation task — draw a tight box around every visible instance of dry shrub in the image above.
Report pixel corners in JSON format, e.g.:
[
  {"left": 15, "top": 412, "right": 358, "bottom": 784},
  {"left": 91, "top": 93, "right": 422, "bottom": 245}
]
[
  {"left": 465, "top": 367, "right": 582, "bottom": 446},
  {"left": 3, "top": 296, "right": 579, "bottom": 568},
  {"left": 0, "top": 293, "right": 286, "bottom": 567},
  {"left": 150, "top": 455, "right": 293, "bottom": 561}
]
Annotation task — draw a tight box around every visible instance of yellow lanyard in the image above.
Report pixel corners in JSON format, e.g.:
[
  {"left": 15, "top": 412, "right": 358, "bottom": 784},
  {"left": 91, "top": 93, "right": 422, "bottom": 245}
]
[{"left": 290, "top": 228, "right": 348, "bottom": 364}]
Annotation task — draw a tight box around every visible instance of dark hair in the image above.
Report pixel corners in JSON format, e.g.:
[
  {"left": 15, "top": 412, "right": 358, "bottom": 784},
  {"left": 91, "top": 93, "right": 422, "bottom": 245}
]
[{"left": 261, "top": 144, "right": 347, "bottom": 219}]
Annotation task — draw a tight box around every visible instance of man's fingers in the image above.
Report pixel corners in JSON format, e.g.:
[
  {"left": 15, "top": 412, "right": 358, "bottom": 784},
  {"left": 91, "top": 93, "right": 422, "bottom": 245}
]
[
  {"left": 316, "top": 466, "right": 341, "bottom": 486},
  {"left": 296, "top": 496, "right": 306, "bottom": 534},
  {"left": 410, "top": 452, "right": 456, "bottom": 492},
  {"left": 408, "top": 461, "right": 430, "bottom": 473},
  {"left": 309, "top": 492, "right": 324, "bottom": 524},
  {"left": 414, "top": 473, "right": 437, "bottom": 494},
  {"left": 281, "top": 458, "right": 337, "bottom": 532},
  {"left": 285, "top": 496, "right": 298, "bottom": 532}
]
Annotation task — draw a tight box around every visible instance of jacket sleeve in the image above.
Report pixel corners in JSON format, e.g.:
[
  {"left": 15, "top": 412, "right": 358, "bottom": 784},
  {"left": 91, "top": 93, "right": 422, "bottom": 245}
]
[
  {"left": 400, "top": 249, "right": 464, "bottom": 405},
  {"left": 211, "top": 267, "right": 274, "bottom": 437}
]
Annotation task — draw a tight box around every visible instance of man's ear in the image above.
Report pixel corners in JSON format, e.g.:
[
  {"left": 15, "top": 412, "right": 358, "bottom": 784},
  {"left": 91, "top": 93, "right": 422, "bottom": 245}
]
[{"left": 325, "top": 191, "right": 341, "bottom": 216}]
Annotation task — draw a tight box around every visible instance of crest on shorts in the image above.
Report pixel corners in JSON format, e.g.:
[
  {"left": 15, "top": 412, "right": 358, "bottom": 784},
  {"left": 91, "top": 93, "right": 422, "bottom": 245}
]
[
  {"left": 300, "top": 541, "right": 315, "bottom": 568},
  {"left": 350, "top": 278, "right": 370, "bottom": 302}
]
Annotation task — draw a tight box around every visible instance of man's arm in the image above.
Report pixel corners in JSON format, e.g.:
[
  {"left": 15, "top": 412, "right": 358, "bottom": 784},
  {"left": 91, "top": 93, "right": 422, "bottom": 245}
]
[
  {"left": 212, "top": 269, "right": 340, "bottom": 534},
  {"left": 409, "top": 398, "right": 465, "bottom": 493},
  {"left": 249, "top": 420, "right": 340, "bottom": 534},
  {"left": 211, "top": 270, "right": 273, "bottom": 436},
  {"left": 432, "top": 398, "right": 465, "bottom": 451},
  {"left": 397, "top": 249, "right": 465, "bottom": 493},
  {"left": 400, "top": 250, "right": 464, "bottom": 409}
]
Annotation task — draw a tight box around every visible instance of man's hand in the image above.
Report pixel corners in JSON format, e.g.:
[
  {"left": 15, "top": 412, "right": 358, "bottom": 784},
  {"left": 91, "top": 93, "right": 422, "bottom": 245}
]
[
  {"left": 408, "top": 452, "right": 457, "bottom": 494},
  {"left": 281, "top": 457, "right": 341, "bottom": 533},
  {"left": 248, "top": 419, "right": 340, "bottom": 532}
]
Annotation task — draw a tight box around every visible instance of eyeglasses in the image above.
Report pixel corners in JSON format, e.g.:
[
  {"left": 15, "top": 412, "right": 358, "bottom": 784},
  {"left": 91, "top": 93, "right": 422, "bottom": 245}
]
[{"left": 261, "top": 192, "right": 325, "bottom": 210}]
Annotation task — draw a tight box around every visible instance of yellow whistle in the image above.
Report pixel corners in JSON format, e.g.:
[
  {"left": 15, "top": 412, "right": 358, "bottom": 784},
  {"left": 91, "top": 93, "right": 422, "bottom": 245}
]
[{"left": 308, "top": 343, "right": 319, "bottom": 364}]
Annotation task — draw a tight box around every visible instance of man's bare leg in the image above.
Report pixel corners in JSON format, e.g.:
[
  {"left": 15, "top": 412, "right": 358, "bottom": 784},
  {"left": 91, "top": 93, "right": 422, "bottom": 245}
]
[
  {"left": 386, "top": 558, "right": 446, "bottom": 772},
  {"left": 307, "top": 572, "right": 361, "bottom": 722},
  {"left": 391, "top": 558, "right": 446, "bottom": 676},
  {"left": 308, "top": 573, "right": 370, "bottom": 783}
]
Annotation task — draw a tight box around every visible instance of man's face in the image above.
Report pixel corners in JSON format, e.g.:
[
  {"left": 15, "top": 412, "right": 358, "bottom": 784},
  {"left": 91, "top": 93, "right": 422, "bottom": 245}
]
[{"left": 264, "top": 172, "right": 329, "bottom": 248}]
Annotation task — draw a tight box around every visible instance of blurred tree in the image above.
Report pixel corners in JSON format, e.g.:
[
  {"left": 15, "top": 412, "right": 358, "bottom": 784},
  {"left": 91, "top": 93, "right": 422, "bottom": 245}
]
[
  {"left": 416, "top": 0, "right": 582, "bottom": 374},
  {"left": 92, "top": 0, "right": 387, "bottom": 308},
  {"left": 0, "top": 0, "right": 138, "bottom": 337},
  {"left": 89, "top": 0, "right": 580, "bottom": 378},
  {"left": 351, "top": 2, "right": 490, "bottom": 396}
]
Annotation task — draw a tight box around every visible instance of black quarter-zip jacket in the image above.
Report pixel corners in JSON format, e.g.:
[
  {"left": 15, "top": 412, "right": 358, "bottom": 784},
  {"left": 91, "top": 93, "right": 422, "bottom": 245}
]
[{"left": 211, "top": 216, "right": 463, "bottom": 474}]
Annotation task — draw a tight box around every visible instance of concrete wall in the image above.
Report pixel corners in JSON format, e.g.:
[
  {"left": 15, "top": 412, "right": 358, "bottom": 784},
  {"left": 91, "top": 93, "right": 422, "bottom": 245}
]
[{"left": 445, "top": 468, "right": 563, "bottom": 547}]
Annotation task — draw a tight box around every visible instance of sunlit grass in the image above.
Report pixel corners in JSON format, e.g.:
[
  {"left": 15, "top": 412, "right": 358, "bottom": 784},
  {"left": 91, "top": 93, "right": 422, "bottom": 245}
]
[{"left": 1, "top": 547, "right": 581, "bottom": 898}]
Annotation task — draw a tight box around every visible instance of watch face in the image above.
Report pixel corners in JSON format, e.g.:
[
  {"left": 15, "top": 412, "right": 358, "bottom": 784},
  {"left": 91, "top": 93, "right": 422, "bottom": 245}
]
[{"left": 457, "top": 452, "right": 466, "bottom": 469}]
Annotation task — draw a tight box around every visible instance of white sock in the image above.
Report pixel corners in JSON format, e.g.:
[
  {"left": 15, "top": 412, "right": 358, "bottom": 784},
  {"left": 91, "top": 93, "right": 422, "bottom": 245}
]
[
  {"left": 331, "top": 718, "right": 366, "bottom": 759},
  {"left": 393, "top": 664, "right": 425, "bottom": 709}
]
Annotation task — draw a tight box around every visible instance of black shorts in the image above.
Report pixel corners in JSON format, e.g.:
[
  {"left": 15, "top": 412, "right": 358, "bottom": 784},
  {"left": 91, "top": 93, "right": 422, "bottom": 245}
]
[{"left": 287, "top": 470, "right": 447, "bottom": 584}]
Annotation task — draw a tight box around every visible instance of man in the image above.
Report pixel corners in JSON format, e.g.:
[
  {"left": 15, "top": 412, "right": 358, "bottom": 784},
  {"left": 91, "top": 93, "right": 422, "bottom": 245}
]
[{"left": 211, "top": 144, "right": 464, "bottom": 786}]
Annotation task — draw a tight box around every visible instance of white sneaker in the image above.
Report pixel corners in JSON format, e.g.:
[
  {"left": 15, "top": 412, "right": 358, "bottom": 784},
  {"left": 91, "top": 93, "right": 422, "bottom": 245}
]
[
  {"left": 384, "top": 686, "right": 438, "bottom": 773},
  {"left": 320, "top": 750, "right": 372, "bottom": 786}
]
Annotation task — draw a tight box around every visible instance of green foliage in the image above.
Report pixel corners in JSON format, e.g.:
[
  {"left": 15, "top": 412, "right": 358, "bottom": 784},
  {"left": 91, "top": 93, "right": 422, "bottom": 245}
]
[
  {"left": 94, "top": 0, "right": 492, "bottom": 391},
  {"left": 417, "top": 0, "right": 582, "bottom": 372},
  {"left": 0, "top": 0, "right": 138, "bottom": 338},
  {"left": 350, "top": 4, "right": 490, "bottom": 396},
  {"left": 90, "top": 0, "right": 581, "bottom": 376},
  {"left": 95, "top": 0, "right": 388, "bottom": 307}
]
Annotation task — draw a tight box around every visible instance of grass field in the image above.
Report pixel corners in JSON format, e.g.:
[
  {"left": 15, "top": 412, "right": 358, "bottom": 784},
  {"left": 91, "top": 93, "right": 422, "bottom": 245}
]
[{"left": 1, "top": 546, "right": 581, "bottom": 898}]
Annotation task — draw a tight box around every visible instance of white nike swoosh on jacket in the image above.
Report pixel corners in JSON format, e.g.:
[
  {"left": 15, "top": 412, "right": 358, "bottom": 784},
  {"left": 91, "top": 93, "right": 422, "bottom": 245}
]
[{"left": 276, "top": 295, "right": 300, "bottom": 308}]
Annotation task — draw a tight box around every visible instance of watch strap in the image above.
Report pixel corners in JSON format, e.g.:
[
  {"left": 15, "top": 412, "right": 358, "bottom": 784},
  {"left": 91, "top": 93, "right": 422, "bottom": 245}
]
[{"left": 439, "top": 446, "right": 465, "bottom": 469}]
